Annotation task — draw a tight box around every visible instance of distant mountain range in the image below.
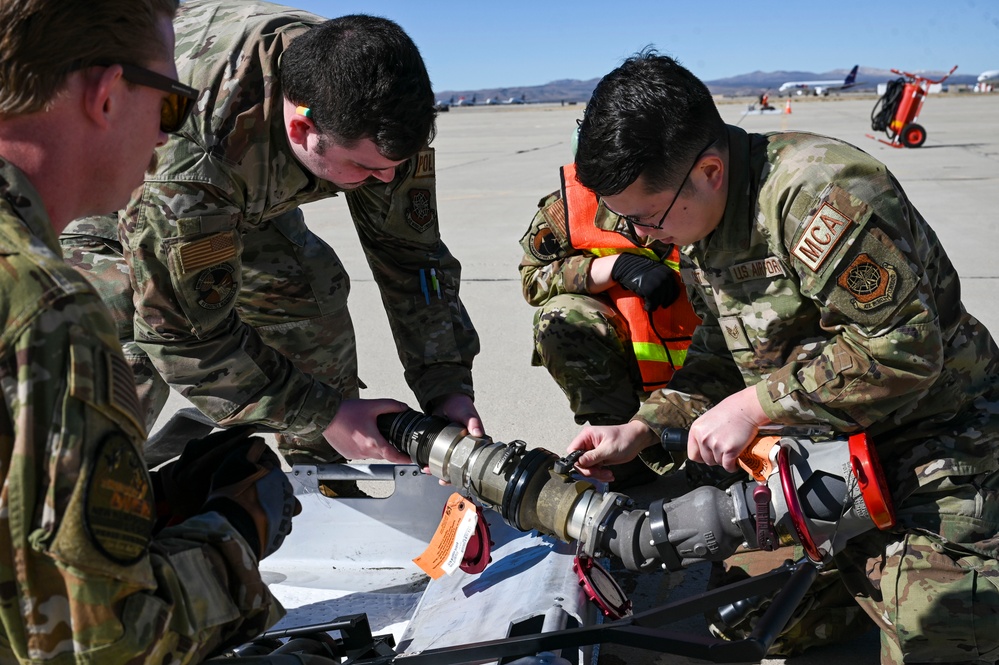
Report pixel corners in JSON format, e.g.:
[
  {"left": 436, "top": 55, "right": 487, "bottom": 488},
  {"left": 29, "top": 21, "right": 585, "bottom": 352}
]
[{"left": 434, "top": 67, "right": 979, "bottom": 105}]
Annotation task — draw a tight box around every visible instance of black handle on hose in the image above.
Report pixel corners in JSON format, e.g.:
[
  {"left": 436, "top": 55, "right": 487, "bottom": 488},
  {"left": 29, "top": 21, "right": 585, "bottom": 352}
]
[{"left": 660, "top": 427, "right": 688, "bottom": 452}]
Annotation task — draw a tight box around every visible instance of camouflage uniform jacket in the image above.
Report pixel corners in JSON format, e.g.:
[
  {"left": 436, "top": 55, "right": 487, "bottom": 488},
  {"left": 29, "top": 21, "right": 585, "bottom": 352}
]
[
  {"left": 635, "top": 126, "right": 999, "bottom": 507},
  {"left": 518, "top": 189, "right": 676, "bottom": 305},
  {"left": 0, "top": 160, "right": 281, "bottom": 662},
  {"left": 119, "top": 0, "right": 478, "bottom": 436}
]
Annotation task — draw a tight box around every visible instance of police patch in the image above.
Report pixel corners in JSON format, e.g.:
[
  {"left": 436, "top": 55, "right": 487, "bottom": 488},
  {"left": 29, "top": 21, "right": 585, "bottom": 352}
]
[
  {"left": 405, "top": 188, "right": 437, "bottom": 232},
  {"left": 836, "top": 253, "right": 897, "bottom": 311},
  {"left": 792, "top": 203, "right": 853, "bottom": 272},
  {"left": 85, "top": 433, "right": 154, "bottom": 565},
  {"left": 530, "top": 225, "right": 561, "bottom": 261},
  {"left": 195, "top": 262, "right": 237, "bottom": 310}
]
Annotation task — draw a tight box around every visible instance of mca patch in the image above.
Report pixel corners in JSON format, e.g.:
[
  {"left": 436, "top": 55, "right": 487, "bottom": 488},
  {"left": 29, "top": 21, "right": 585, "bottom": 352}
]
[
  {"left": 791, "top": 203, "right": 854, "bottom": 272},
  {"left": 85, "top": 433, "right": 154, "bottom": 565},
  {"left": 414, "top": 149, "right": 435, "bottom": 179},
  {"left": 405, "top": 188, "right": 437, "bottom": 232},
  {"left": 195, "top": 262, "right": 237, "bottom": 310},
  {"left": 529, "top": 225, "right": 561, "bottom": 261},
  {"left": 837, "top": 253, "right": 897, "bottom": 311}
]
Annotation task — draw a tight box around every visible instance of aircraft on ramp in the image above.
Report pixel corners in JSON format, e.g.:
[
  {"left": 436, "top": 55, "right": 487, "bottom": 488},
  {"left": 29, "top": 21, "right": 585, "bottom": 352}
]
[
  {"left": 978, "top": 70, "right": 999, "bottom": 84},
  {"left": 779, "top": 65, "right": 859, "bottom": 96}
]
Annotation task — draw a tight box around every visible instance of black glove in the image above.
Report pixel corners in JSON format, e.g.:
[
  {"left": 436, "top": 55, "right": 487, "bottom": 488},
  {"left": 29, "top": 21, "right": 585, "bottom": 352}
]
[
  {"left": 152, "top": 425, "right": 260, "bottom": 528},
  {"left": 202, "top": 438, "right": 300, "bottom": 559},
  {"left": 610, "top": 252, "right": 681, "bottom": 312}
]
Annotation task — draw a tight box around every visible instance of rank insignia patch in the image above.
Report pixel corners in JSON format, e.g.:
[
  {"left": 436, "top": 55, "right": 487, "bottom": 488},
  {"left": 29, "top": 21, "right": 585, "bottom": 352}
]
[
  {"left": 195, "top": 262, "right": 237, "bottom": 310},
  {"left": 529, "top": 225, "right": 560, "bottom": 261},
  {"left": 85, "top": 433, "right": 154, "bottom": 565},
  {"left": 718, "top": 316, "right": 752, "bottom": 351},
  {"left": 406, "top": 188, "right": 437, "bottom": 232},
  {"left": 837, "top": 253, "right": 897, "bottom": 311}
]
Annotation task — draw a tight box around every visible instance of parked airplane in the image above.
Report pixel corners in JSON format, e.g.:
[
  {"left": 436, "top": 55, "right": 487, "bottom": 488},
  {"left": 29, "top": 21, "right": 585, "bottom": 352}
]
[
  {"left": 485, "top": 95, "right": 526, "bottom": 105},
  {"left": 978, "top": 70, "right": 999, "bottom": 84},
  {"left": 778, "top": 65, "right": 859, "bottom": 96},
  {"left": 454, "top": 95, "right": 477, "bottom": 107}
]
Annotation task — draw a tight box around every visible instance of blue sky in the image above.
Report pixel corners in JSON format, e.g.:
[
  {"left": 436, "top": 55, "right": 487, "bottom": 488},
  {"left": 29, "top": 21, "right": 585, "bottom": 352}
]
[{"left": 288, "top": 1, "right": 998, "bottom": 91}]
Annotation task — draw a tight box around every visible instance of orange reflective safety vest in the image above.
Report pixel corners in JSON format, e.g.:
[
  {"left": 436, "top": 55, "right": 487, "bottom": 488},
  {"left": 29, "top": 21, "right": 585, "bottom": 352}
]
[{"left": 561, "top": 163, "right": 701, "bottom": 392}]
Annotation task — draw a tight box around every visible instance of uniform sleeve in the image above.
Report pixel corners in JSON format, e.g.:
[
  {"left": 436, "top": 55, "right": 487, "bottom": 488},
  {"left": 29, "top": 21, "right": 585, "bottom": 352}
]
[
  {"left": 344, "top": 148, "right": 480, "bottom": 410},
  {"left": 633, "top": 278, "right": 744, "bottom": 439},
  {"left": 517, "top": 191, "right": 595, "bottom": 306},
  {"left": 758, "top": 170, "right": 941, "bottom": 430},
  {"left": 123, "top": 179, "right": 341, "bottom": 438},
  {"left": 0, "top": 294, "right": 280, "bottom": 663}
]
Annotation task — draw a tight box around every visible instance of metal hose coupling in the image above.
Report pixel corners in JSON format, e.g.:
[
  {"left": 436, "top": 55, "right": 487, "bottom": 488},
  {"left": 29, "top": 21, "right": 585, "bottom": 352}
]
[{"left": 376, "top": 409, "right": 633, "bottom": 552}]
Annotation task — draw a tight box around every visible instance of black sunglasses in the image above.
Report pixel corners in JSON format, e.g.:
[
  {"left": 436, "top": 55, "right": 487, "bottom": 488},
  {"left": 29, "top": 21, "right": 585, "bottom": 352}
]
[
  {"left": 79, "top": 61, "right": 198, "bottom": 134},
  {"left": 612, "top": 139, "right": 716, "bottom": 230},
  {"left": 116, "top": 62, "right": 197, "bottom": 134}
]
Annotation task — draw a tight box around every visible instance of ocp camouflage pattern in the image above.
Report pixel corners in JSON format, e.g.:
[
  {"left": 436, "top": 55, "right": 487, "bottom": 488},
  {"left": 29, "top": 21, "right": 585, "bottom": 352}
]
[
  {"left": 0, "top": 159, "right": 282, "bottom": 662},
  {"left": 61, "top": 0, "right": 479, "bottom": 445},
  {"left": 518, "top": 189, "right": 683, "bottom": 435},
  {"left": 633, "top": 126, "right": 999, "bottom": 662}
]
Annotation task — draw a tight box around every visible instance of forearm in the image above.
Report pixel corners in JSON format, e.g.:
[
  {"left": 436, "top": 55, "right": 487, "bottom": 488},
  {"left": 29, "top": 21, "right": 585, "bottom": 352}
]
[{"left": 136, "top": 314, "right": 342, "bottom": 437}]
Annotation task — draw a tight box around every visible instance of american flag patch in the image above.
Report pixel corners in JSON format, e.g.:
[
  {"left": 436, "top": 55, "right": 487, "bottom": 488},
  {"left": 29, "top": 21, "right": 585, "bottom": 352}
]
[{"left": 178, "top": 232, "right": 236, "bottom": 274}]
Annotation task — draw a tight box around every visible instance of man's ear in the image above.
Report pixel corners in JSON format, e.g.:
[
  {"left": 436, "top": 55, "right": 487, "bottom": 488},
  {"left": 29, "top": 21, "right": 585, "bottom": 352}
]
[
  {"left": 699, "top": 154, "right": 726, "bottom": 192},
  {"left": 286, "top": 112, "right": 313, "bottom": 148},
  {"left": 83, "top": 64, "right": 125, "bottom": 130}
]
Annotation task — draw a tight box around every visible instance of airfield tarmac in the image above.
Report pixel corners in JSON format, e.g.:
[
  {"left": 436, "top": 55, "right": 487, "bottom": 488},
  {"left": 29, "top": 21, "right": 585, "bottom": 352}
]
[{"left": 158, "top": 92, "right": 999, "bottom": 664}]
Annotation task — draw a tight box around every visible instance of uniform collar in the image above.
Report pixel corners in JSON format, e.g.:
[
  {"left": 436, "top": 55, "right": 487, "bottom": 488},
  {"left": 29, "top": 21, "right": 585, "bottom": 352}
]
[
  {"left": 692, "top": 124, "right": 755, "bottom": 255},
  {"left": 0, "top": 157, "right": 59, "bottom": 252}
]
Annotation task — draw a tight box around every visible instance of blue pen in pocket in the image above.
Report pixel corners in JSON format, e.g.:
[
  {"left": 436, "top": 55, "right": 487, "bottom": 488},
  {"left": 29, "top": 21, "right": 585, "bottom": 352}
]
[{"left": 419, "top": 269, "right": 430, "bottom": 305}]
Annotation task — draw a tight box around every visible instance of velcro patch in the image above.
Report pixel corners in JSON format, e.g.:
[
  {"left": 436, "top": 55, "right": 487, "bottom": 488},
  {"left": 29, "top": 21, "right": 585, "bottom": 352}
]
[
  {"left": 529, "top": 224, "right": 560, "bottom": 261},
  {"left": 195, "top": 263, "right": 238, "bottom": 310},
  {"left": 405, "top": 189, "right": 437, "bottom": 232},
  {"left": 718, "top": 316, "right": 752, "bottom": 351},
  {"left": 85, "top": 433, "right": 154, "bottom": 565},
  {"left": 728, "top": 257, "right": 786, "bottom": 283},
  {"left": 178, "top": 232, "right": 236, "bottom": 274},
  {"left": 791, "top": 203, "right": 853, "bottom": 272},
  {"left": 541, "top": 197, "right": 568, "bottom": 236},
  {"left": 414, "top": 149, "right": 435, "bottom": 179},
  {"left": 836, "top": 253, "right": 897, "bottom": 311}
]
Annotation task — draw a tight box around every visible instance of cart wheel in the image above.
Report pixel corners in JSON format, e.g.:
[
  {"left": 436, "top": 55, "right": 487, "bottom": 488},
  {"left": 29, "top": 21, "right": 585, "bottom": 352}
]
[{"left": 900, "top": 123, "right": 926, "bottom": 148}]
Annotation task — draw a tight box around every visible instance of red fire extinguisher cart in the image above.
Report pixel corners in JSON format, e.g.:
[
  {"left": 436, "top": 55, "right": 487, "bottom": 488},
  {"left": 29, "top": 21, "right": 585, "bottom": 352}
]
[{"left": 868, "top": 65, "right": 957, "bottom": 148}]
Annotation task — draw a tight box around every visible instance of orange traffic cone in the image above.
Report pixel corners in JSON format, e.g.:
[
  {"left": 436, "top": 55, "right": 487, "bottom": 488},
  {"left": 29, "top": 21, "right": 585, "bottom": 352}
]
[{"left": 784, "top": 98, "right": 792, "bottom": 114}]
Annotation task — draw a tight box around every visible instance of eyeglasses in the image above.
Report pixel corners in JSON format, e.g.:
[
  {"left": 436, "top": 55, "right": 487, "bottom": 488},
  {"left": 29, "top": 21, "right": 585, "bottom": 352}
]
[
  {"left": 115, "top": 62, "right": 198, "bottom": 134},
  {"left": 79, "top": 61, "right": 198, "bottom": 134},
  {"left": 613, "top": 139, "right": 716, "bottom": 230}
]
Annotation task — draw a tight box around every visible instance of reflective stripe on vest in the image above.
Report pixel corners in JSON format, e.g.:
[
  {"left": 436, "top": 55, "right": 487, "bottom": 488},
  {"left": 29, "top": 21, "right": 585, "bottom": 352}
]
[{"left": 561, "top": 162, "right": 700, "bottom": 391}]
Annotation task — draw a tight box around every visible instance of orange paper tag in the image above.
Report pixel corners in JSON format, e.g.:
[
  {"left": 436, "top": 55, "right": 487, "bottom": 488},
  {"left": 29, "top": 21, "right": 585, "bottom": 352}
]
[{"left": 413, "top": 493, "right": 479, "bottom": 579}]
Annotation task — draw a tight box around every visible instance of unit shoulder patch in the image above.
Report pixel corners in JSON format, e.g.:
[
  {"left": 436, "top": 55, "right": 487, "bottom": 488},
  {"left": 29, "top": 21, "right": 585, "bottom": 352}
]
[
  {"left": 529, "top": 224, "right": 561, "bottom": 261},
  {"left": 405, "top": 188, "right": 437, "bottom": 232},
  {"left": 791, "top": 203, "right": 854, "bottom": 272},
  {"left": 195, "top": 262, "right": 237, "bottom": 310},
  {"left": 836, "top": 253, "right": 897, "bottom": 311},
  {"left": 85, "top": 433, "right": 154, "bottom": 565}
]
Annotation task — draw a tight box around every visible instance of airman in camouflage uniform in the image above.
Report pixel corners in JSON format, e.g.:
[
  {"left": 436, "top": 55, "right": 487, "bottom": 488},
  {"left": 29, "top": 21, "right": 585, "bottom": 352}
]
[
  {"left": 569, "top": 53, "right": 999, "bottom": 663},
  {"left": 519, "top": 189, "right": 679, "bottom": 429},
  {"left": 0, "top": 0, "right": 285, "bottom": 659},
  {"left": 61, "top": 0, "right": 482, "bottom": 465}
]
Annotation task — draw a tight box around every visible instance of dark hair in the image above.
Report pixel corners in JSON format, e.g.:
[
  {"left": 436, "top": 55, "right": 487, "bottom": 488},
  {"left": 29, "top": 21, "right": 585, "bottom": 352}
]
[
  {"left": 281, "top": 14, "right": 436, "bottom": 161},
  {"left": 575, "top": 49, "right": 726, "bottom": 196},
  {"left": 0, "top": 0, "right": 178, "bottom": 117}
]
